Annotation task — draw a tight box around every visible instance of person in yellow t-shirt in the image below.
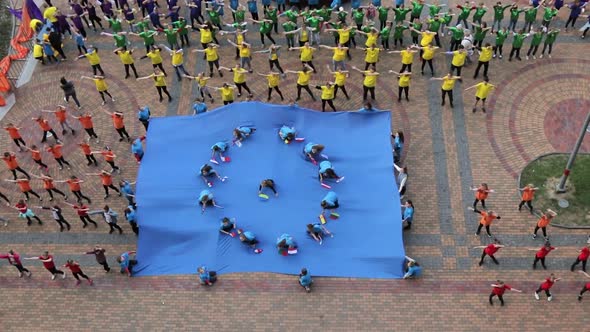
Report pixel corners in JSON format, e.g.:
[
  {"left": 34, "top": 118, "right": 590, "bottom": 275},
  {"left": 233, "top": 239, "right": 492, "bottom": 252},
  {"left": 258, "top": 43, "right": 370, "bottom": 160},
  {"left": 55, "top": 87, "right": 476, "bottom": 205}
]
[
  {"left": 420, "top": 44, "right": 439, "bottom": 76},
  {"left": 77, "top": 46, "right": 105, "bottom": 76},
  {"left": 33, "top": 39, "right": 45, "bottom": 64},
  {"left": 196, "top": 23, "right": 219, "bottom": 47},
  {"left": 357, "top": 26, "right": 380, "bottom": 48},
  {"left": 289, "top": 43, "right": 317, "bottom": 73},
  {"left": 253, "top": 44, "right": 285, "bottom": 74},
  {"left": 324, "top": 25, "right": 353, "bottom": 59},
  {"left": 183, "top": 72, "right": 215, "bottom": 103},
  {"left": 219, "top": 64, "right": 253, "bottom": 98},
  {"left": 192, "top": 43, "right": 223, "bottom": 78},
  {"left": 351, "top": 66, "right": 380, "bottom": 101},
  {"left": 257, "top": 71, "right": 285, "bottom": 101},
  {"left": 465, "top": 77, "right": 495, "bottom": 113},
  {"left": 315, "top": 82, "right": 337, "bottom": 112},
  {"left": 318, "top": 44, "right": 349, "bottom": 71},
  {"left": 211, "top": 83, "right": 237, "bottom": 105},
  {"left": 444, "top": 45, "right": 467, "bottom": 77},
  {"left": 141, "top": 46, "right": 168, "bottom": 77},
  {"left": 326, "top": 65, "right": 350, "bottom": 100},
  {"left": 80, "top": 75, "right": 115, "bottom": 105},
  {"left": 389, "top": 45, "right": 419, "bottom": 73},
  {"left": 220, "top": 26, "right": 247, "bottom": 59},
  {"left": 113, "top": 46, "right": 138, "bottom": 79},
  {"left": 358, "top": 44, "right": 381, "bottom": 71},
  {"left": 432, "top": 73, "right": 462, "bottom": 107},
  {"left": 389, "top": 70, "right": 412, "bottom": 102},
  {"left": 227, "top": 39, "right": 253, "bottom": 72},
  {"left": 285, "top": 64, "right": 316, "bottom": 101},
  {"left": 163, "top": 45, "right": 189, "bottom": 80},
  {"left": 473, "top": 43, "right": 493, "bottom": 79},
  {"left": 137, "top": 69, "right": 172, "bottom": 103}
]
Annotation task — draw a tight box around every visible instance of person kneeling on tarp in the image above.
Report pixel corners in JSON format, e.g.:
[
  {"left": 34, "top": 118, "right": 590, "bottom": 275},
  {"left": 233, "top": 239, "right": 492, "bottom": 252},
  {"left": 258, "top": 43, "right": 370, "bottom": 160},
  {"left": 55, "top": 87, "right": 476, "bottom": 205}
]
[
  {"left": 403, "top": 256, "right": 422, "bottom": 279},
  {"left": 233, "top": 126, "right": 256, "bottom": 145},
  {"left": 210, "top": 141, "right": 229, "bottom": 163},
  {"left": 299, "top": 268, "right": 313, "bottom": 293},
  {"left": 259, "top": 179, "right": 278, "bottom": 197},
  {"left": 117, "top": 251, "right": 137, "bottom": 277},
  {"left": 304, "top": 143, "right": 325, "bottom": 165},
  {"left": 321, "top": 191, "right": 339, "bottom": 215},
  {"left": 199, "top": 190, "right": 223, "bottom": 214},
  {"left": 197, "top": 265, "right": 217, "bottom": 286},
  {"left": 318, "top": 161, "right": 343, "bottom": 183},
  {"left": 238, "top": 229, "right": 259, "bottom": 247},
  {"left": 199, "top": 164, "right": 225, "bottom": 187},
  {"left": 278, "top": 125, "right": 296, "bottom": 144},
  {"left": 277, "top": 233, "right": 298, "bottom": 256},
  {"left": 219, "top": 217, "right": 236, "bottom": 236},
  {"left": 307, "top": 223, "right": 333, "bottom": 244}
]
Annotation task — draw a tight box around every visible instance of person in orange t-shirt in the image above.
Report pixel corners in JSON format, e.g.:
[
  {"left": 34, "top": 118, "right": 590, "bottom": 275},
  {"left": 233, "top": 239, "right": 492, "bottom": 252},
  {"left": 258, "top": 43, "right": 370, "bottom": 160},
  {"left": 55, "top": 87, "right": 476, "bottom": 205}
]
[
  {"left": 471, "top": 183, "right": 494, "bottom": 209},
  {"left": 46, "top": 143, "right": 72, "bottom": 170},
  {"left": 42, "top": 105, "right": 75, "bottom": 135},
  {"left": 470, "top": 206, "right": 501, "bottom": 237},
  {"left": 91, "top": 146, "right": 120, "bottom": 172},
  {"left": 70, "top": 112, "right": 99, "bottom": 142},
  {"left": 102, "top": 110, "right": 130, "bottom": 142},
  {"left": 55, "top": 176, "right": 91, "bottom": 204},
  {"left": 25, "top": 145, "right": 49, "bottom": 171},
  {"left": 2, "top": 152, "right": 31, "bottom": 180},
  {"left": 532, "top": 209, "right": 557, "bottom": 240},
  {"left": 4, "top": 177, "right": 42, "bottom": 201},
  {"left": 518, "top": 183, "right": 538, "bottom": 214},
  {"left": 4, "top": 123, "right": 27, "bottom": 151},
  {"left": 87, "top": 170, "right": 121, "bottom": 199},
  {"left": 78, "top": 141, "right": 98, "bottom": 166},
  {"left": 31, "top": 116, "right": 60, "bottom": 143},
  {"left": 31, "top": 174, "right": 67, "bottom": 201}
]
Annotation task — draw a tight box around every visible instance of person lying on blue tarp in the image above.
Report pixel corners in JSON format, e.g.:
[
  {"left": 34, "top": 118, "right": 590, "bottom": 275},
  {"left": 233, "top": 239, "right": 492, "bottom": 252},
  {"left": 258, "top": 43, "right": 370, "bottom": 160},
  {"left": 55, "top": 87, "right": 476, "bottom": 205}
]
[
  {"left": 303, "top": 143, "right": 325, "bottom": 164},
  {"left": 219, "top": 217, "right": 236, "bottom": 236},
  {"left": 403, "top": 256, "right": 422, "bottom": 279},
  {"left": 278, "top": 125, "right": 296, "bottom": 144},
  {"left": 277, "top": 233, "right": 298, "bottom": 256},
  {"left": 197, "top": 265, "right": 217, "bottom": 286},
  {"left": 299, "top": 268, "right": 313, "bottom": 292}
]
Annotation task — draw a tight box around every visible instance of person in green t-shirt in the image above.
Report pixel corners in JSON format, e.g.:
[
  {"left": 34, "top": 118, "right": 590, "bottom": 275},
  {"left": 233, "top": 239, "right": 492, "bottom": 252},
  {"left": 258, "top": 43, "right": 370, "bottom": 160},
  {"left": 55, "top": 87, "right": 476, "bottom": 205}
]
[
  {"left": 279, "top": 7, "right": 299, "bottom": 24},
  {"left": 507, "top": 5, "right": 525, "bottom": 32},
  {"left": 508, "top": 29, "right": 529, "bottom": 61},
  {"left": 129, "top": 29, "right": 157, "bottom": 53},
  {"left": 106, "top": 16, "right": 123, "bottom": 33},
  {"left": 378, "top": 6, "right": 391, "bottom": 30},
  {"left": 447, "top": 24, "right": 464, "bottom": 51},
  {"left": 206, "top": 6, "right": 223, "bottom": 30},
  {"left": 162, "top": 24, "right": 179, "bottom": 49},
  {"left": 336, "top": 7, "right": 348, "bottom": 23},
  {"left": 492, "top": 2, "right": 512, "bottom": 33},
  {"left": 393, "top": 22, "right": 409, "bottom": 47},
  {"left": 427, "top": 15, "right": 444, "bottom": 46},
  {"left": 306, "top": 13, "right": 323, "bottom": 45},
  {"left": 327, "top": 21, "right": 343, "bottom": 45},
  {"left": 264, "top": 5, "right": 279, "bottom": 33},
  {"left": 230, "top": 5, "right": 247, "bottom": 24},
  {"left": 470, "top": 21, "right": 491, "bottom": 49},
  {"left": 492, "top": 27, "right": 508, "bottom": 59},
  {"left": 393, "top": 5, "right": 412, "bottom": 23},
  {"left": 410, "top": 0, "right": 425, "bottom": 22},
  {"left": 426, "top": 1, "right": 447, "bottom": 17},
  {"left": 523, "top": 5, "right": 539, "bottom": 32},
  {"left": 282, "top": 21, "right": 297, "bottom": 48},
  {"left": 251, "top": 18, "right": 276, "bottom": 46},
  {"left": 101, "top": 31, "right": 129, "bottom": 49},
  {"left": 526, "top": 27, "right": 545, "bottom": 59},
  {"left": 352, "top": 8, "right": 365, "bottom": 30},
  {"left": 540, "top": 28, "right": 559, "bottom": 58},
  {"left": 408, "top": 20, "right": 423, "bottom": 45},
  {"left": 174, "top": 18, "right": 191, "bottom": 47},
  {"left": 380, "top": 21, "right": 393, "bottom": 50},
  {"left": 472, "top": 3, "right": 488, "bottom": 26},
  {"left": 456, "top": 1, "right": 475, "bottom": 28},
  {"left": 541, "top": 5, "right": 559, "bottom": 28},
  {"left": 441, "top": 10, "right": 454, "bottom": 30}
]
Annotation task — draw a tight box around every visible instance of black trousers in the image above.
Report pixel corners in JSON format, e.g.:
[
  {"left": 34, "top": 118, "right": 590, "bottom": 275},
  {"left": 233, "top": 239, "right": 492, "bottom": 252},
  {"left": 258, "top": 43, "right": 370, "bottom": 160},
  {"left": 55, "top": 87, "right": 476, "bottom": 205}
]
[
  {"left": 533, "top": 256, "right": 547, "bottom": 269},
  {"left": 533, "top": 226, "right": 547, "bottom": 237},
  {"left": 99, "top": 261, "right": 110, "bottom": 271},
  {"left": 106, "top": 160, "right": 119, "bottom": 171},
  {"left": 541, "top": 43, "right": 553, "bottom": 55},
  {"left": 441, "top": 89, "right": 453, "bottom": 105},
  {"left": 302, "top": 61, "right": 316, "bottom": 72},
  {"left": 85, "top": 154, "right": 98, "bottom": 165},
  {"left": 363, "top": 86, "right": 375, "bottom": 100},
  {"left": 25, "top": 214, "right": 43, "bottom": 225},
  {"left": 476, "top": 224, "right": 491, "bottom": 236},
  {"left": 473, "top": 199, "right": 486, "bottom": 209},
  {"left": 55, "top": 157, "right": 71, "bottom": 168},
  {"left": 54, "top": 217, "right": 71, "bottom": 231},
  {"left": 152, "top": 63, "right": 167, "bottom": 76},
  {"left": 400, "top": 63, "right": 412, "bottom": 73},
  {"left": 85, "top": 128, "right": 98, "bottom": 139},
  {"left": 480, "top": 251, "right": 499, "bottom": 265},
  {"left": 47, "top": 266, "right": 65, "bottom": 275},
  {"left": 296, "top": 84, "right": 315, "bottom": 100},
  {"left": 535, "top": 287, "right": 551, "bottom": 297},
  {"left": 267, "top": 86, "right": 284, "bottom": 100},
  {"left": 12, "top": 137, "right": 26, "bottom": 148},
  {"left": 260, "top": 32, "right": 276, "bottom": 45},
  {"left": 493, "top": 44, "right": 504, "bottom": 56},
  {"left": 103, "top": 184, "right": 120, "bottom": 195},
  {"left": 46, "top": 188, "right": 66, "bottom": 200},
  {"left": 236, "top": 82, "right": 252, "bottom": 95},
  {"left": 156, "top": 86, "right": 172, "bottom": 101},
  {"left": 450, "top": 39, "right": 461, "bottom": 51},
  {"left": 208, "top": 59, "right": 220, "bottom": 74},
  {"left": 92, "top": 64, "right": 105, "bottom": 75},
  {"left": 79, "top": 215, "right": 97, "bottom": 227},
  {"left": 398, "top": 86, "right": 409, "bottom": 101},
  {"left": 334, "top": 85, "right": 349, "bottom": 99},
  {"left": 34, "top": 159, "right": 48, "bottom": 169},
  {"left": 321, "top": 99, "right": 336, "bottom": 112},
  {"left": 116, "top": 127, "right": 130, "bottom": 140},
  {"left": 107, "top": 222, "right": 123, "bottom": 234},
  {"left": 364, "top": 62, "right": 377, "bottom": 70},
  {"left": 72, "top": 271, "right": 91, "bottom": 280},
  {"left": 13, "top": 263, "right": 30, "bottom": 273},
  {"left": 571, "top": 258, "right": 588, "bottom": 272},
  {"left": 10, "top": 167, "right": 30, "bottom": 180},
  {"left": 23, "top": 190, "right": 41, "bottom": 200},
  {"left": 509, "top": 47, "right": 521, "bottom": 59},
  {"left": 518, "top": 200, "right": 533, "bottom": 212},
  {"left": 473, "top": 61, "right": 489, "bottom": 79},
  {"left": 98, "top": 90, "right": 113, "bottom": 102},
  {"left": 450, "top": 64, "right": 462, "bottom": 76},
  {"left": 421, "top": 59, "right": 434, "bottom": 74},
  {"left": 130, "top": 221, "right": 139, "bottom": 235},
  {"left": 73, "top": 190, "right": 91, "bottom": 203},
  {"left": 269, "top": 59, "right": 284, "bottom": 73},
  {"left": 527, "top": 44, "right": 539, "bottom": 56},
  {"left": 124, "top": 63, "right": 139, "bottom": 78},
  {"left": 489, "top": 293, "right": 504, "bottom": 305},
  {"left": 41, "top": 129, "right": 59, "bottom": 143}
]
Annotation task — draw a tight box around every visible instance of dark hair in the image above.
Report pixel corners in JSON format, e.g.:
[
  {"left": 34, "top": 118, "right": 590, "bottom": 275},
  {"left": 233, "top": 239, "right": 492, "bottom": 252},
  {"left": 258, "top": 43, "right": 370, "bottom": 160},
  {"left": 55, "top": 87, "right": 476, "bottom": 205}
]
[
  {"left": 60, "top": 77, "right": 67, "bottom": 84},
  {"left": 222, "top": 217, "right": 230, "bottom": 223},
  {"left": 397, "top": 132, "right": 405, "bottom": 143},
  {"left": 306, "top": 224, "right": 314, "bottom": 231},
  {"left": 301, "top": 268, "right": 308, "bottom": 275},
  {"left": 406, "top": 200, "right": 413, "bottom": 208}
]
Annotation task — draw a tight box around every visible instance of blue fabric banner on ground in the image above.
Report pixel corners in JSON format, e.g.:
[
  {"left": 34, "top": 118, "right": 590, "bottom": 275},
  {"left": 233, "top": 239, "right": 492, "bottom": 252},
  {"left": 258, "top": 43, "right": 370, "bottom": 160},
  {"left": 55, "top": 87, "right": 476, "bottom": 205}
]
[{"left": 135, "top": 102, "right": 405, "bottom": 278}]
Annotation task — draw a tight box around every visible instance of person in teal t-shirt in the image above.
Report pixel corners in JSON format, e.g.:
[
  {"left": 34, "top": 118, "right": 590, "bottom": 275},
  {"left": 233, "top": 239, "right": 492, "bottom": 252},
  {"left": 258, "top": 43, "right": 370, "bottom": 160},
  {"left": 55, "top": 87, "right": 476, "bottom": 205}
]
[
  {"left": 540, "top": 28, "right": 559, "bottom": 58},
  {"left": 526, "top": 27, "right": 545, "bottom": 59},
  {"left": 492, "top": 27, "right": 509, "bottom": 59},
  {"left": 492, "top": 2, "right": 512, "bottom": 33},
  {"left": 508, "top": 29, "right": 529, "bottom": 61}
]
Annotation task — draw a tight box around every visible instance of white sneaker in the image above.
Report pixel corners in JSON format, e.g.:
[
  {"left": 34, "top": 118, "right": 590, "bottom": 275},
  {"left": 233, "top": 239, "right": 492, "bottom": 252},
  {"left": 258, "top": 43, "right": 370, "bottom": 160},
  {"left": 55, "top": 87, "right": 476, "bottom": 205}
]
[
  {"left": 18, "top": 271, "right": 23, "bottom": 278},
  {"left": 548, "top": 296, "right": 552, "bottom": 301},
  {"left": 51, "top": 274, "right": 56, "bottom": 280},
  {"left": 111, "top": 97, "right": 116, "bottom": 102},
  {"left": 548, "top": 55, "right": 552, "bottom": 58},
  {"left": 533, "top": 55, "right": 536, "bottom": 59},
  {"left": 526, "top": 56, "right": 529, "bottom": 60},
  {"left": 540, "top": 55, "right": 544, "bottom": 59},
  {"left": 499, "top": 55, "right": 503, "bottom": 59},
  {"left": 534, "top": 292, "right": 540, "bottom": 300},
  {"left": 62, "top": 272, "right": 66, "bottom": 279},
  {"left": 101, "top": 101, "right": 106, "bottom": 106}
]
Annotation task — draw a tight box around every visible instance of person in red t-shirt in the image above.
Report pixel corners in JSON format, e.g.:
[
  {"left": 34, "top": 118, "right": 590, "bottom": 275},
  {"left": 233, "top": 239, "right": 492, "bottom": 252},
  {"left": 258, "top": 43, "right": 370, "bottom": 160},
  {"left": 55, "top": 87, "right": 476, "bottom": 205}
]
[
  {"left": 0, "top": 250, "right": 32, "bottom": 277},
  {"left": 91, "top": 146, "right": 120, "bottom": 173},
  {"left": 70, "top": 112, "right": 99, "bottom": 142},
  {"left": 102, "top": 109, "right": 131, "bottom": 142},
  {"left": 64, "top": 201, "right": 98, "bottom": 228},
  {"left": 55, "top": 175, "right": 91, "bottom": 203},
  {"left": 4, "top": 123, "right": 27, "bottom": 151},
  {"left": 474, "top": 238, "right": 505, "bottom": 266},
  {"left": 13, "top": 199, "right": 43, "bottom": 226},
  {"left": 24, "top": 251, "right": 66, "bottom": 280},
  {"left": 530, "top": 241, "right": 558, "bottom": 270},
  {"left": 489, "top": 280, "right": 522, "bottom": 306},
  {"left": 32, "top": 115, "right": 60, "bottom": 143},
  {"left": 577, "top": 271, "right": 590, "bottom": 301},
  {"left": 571, "top": 244, "right": 590, "bottom": 272},
  {"left": 46, "top": 143, "right": 72, "bottom": 170},
  {"left": 534, "top": 274, "right": 561, "bottom": 301},
  {"left": 31, "top": 174, "right": 68, "bottom": 201},
  {"left": 2, "top": 151, "right": 31, "bottom": 180},
  {"left": 42, "top": 105, "right": 75, "bottom": 135},
  {"left": 64, "top": 259, "right": 93, "bottom": 285},
  {"left": 25, "top": 145, "right": 49, "bottom": 171},
  {"left": 87, "top": 170, "right": 122, "bottom": 199},
  {"left": 79, "top": 140, "right": 98, "bottom": 166},
  {"left": 5, "top": 177, "right": 42, "bottom": 201}
]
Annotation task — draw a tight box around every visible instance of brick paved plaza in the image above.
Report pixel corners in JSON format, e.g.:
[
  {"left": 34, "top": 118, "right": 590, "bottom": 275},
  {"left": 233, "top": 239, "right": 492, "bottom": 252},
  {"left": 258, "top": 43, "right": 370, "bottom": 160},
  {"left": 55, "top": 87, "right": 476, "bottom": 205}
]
[{"left": 1, "top": 0, "right": 590, "bottom": 330}]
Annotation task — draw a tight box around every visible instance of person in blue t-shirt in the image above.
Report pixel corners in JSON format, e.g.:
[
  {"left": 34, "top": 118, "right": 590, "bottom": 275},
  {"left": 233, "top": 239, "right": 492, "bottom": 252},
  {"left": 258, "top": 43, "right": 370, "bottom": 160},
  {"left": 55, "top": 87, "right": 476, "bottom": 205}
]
[
  {"left": 197, "top": 265, "right": 217, "bottom": 285},
  {"left": 321, "top": 191, "right": 339, "bottom": 214},
  {"left": 137, "top": 106, "right": 150, "bottom": 130},
  {"left": 211, "top": 141, "right": 229, "bottom": 161},
  {"left": 277, "top": 233, "right": 297, "bottom": 255},
  {"left": 402, "top": 200, "right": 414, "bottom": 230},
  {"left": 238, "top": 228, "right": 259, "bottom": 247},
  {"left": 258, "top": 179, "right": 278, "bottom": 196},
  {"left": 117, "top": 251, "right": 137, "bottom": 277},
  {"left": 318, "top": 161, "right": 342, "bottom": 183},
  {"left": 233, "top": 126, "right": 256, "bottom": 143},
  {"left": 124, "top": 206, "right": 139, "bottom": 235},
  {"left": 192, "top": 99, "right": 207, "bottom": 114},
  {"left": 278, "top": 125, "right": 296, "bottom": 143},
  {"left": 304, "top": 143, "right": 325, "bottom": 164},
  {"left": 199, "top": 163, "right": 224, "bottom": 186},
  {"left": 298, "top": 267, "right": 312, "bottom": 292},
  {"left": 403, "top": 256, "right": 422, "bottom": 279},
  {"left": 392, "top": 131, "right": 404, "bottom": 163},
  {"left": 247, "top": 0, "right": 259, "bottom": 20},
  {"left": 357, "top": 102, "right": 377, "bottom": 112},
  {"left": 199, "top": 189, "right": 222, "bottom": 213},
  {"left": 307, "top": 223, "right": 333, "bottom": 244},
  {"left": 119, "top": 180, "right": 135, "bottom": 207},
  {"left": 219, "top": 217, "right": 236, "bottom": 235},
  {"left": 131, "top": 136, "right": 145, "bottom": 163}
]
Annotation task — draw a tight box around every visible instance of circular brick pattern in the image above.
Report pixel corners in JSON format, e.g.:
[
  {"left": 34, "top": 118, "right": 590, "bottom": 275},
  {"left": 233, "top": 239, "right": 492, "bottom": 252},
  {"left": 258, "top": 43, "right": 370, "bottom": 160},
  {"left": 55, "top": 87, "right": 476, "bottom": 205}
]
[{"left": 543, "top": 99, "right": 590, "bottom": 153}]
